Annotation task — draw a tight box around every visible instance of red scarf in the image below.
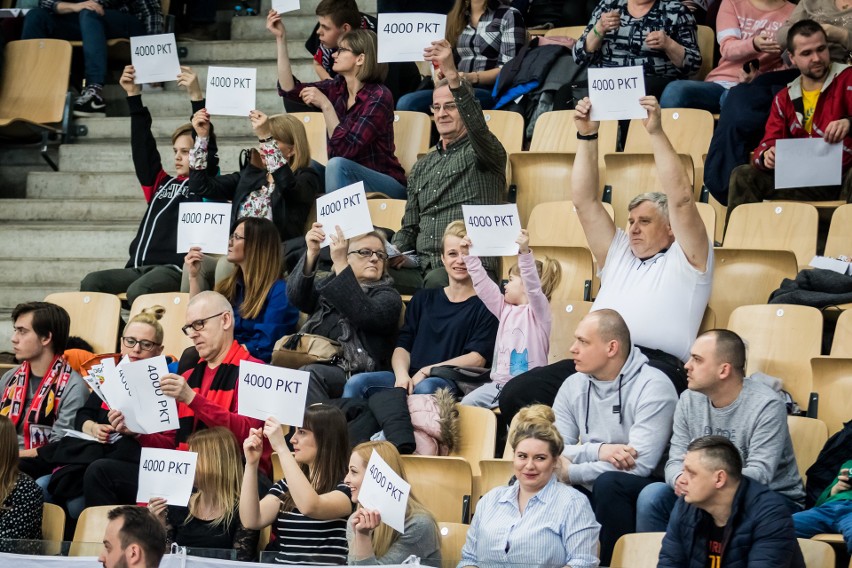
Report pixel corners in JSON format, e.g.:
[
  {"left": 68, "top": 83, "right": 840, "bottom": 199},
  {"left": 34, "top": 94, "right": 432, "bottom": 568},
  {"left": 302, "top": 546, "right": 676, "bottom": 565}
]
[{"left": 0, "top": 355, "right": 73, "bottom": 449}]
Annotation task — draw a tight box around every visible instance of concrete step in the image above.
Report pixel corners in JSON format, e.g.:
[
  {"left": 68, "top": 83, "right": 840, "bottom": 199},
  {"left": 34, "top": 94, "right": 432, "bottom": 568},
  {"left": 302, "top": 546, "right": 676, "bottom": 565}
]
[
  {"left": 115, "top": 89, "right": 286, "bottom": 118},
  {"left": 0, "top": 284, "right": 86, "bottom": 314},
  {"left": 28, "top": 172, "right": 142, "bottom": 200},
  {"left": 76, "top": 115, "right": 258, "bottom": 140},
  {"left": 0, "top": 199, "right": 146, "bottom": 222},
  {"left": 0, "top": 258, "right": 124, "bottom": 285},
  {"left": 231, "top": 14, "right": 318, "bottom": 40},
  {"left": 178, "top": 39, "right": 294, "bottom": 63},
  {"left": 0, "top": 223, "right": 135, "bottom": 259},
  {"left": 258, "top": 0, "right": 376, "bottom": 14},
  {"left": 57, "top": 140, "right": 252, "bottom": 173}
]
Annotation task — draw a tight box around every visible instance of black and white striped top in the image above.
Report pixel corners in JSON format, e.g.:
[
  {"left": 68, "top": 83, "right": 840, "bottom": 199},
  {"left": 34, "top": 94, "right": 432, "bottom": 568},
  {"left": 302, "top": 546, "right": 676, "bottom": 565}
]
[{"left": 267, "top": 479, "right": 353, "bottom": 565}]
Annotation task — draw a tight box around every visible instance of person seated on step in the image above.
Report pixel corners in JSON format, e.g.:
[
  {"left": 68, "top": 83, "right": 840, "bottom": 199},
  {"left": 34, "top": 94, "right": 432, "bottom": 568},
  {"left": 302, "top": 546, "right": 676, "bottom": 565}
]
[
  {"left": 80, "top": 65, "right": 217, "bottom": 307},
  {"left": 270, "top": 14, "right": 407, "bottom": 200},
  {"left": 22, "top": 0, "right": 162, "bottom": 117}
]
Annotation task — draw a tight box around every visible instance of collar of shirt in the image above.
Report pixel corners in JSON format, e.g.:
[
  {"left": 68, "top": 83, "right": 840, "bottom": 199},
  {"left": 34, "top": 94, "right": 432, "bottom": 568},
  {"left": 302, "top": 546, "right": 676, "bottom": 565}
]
[{"left": 496, "top": 473, "right": 560, "bottom": 507}]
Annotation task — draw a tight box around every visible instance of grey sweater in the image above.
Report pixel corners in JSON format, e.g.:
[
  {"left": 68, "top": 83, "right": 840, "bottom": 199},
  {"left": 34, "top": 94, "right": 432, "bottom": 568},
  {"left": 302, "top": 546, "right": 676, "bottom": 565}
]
[
  {"left": 553, "top": 346, "right": 679, "bottom": 489},
  {"left": 346, "top": 512, "right": 441, "bottom": 566},
  {"left": 665, "top": 378, "right": 805, "bottom": 505}
]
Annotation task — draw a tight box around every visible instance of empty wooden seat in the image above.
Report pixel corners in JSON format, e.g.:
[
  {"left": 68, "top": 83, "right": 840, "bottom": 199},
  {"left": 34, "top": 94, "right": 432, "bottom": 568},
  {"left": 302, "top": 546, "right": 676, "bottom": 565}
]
[
  {"left": 548, "top": 300, "right": 594, "bottom": 364},
  {"left": 451, "top": 405, "right": 497, "bottom": 477},
  {"left": 393, "top": 111, "right": 431, "bottom": 175},
  {"left": 810, "top": 357, "right": 852, "bottom": 436},
  {"left": 482, "top": 109, "right": 524, "bottom": 154},
  {"left": 610, "top": 532, "right": 665, "bottom": 568},
  {"left": 787, "top": 416, "right": 829, "bottom": 483},
  {"left": 832, "top": 309, "right": 852, "bottom": 357},
  {"left": 128, "top": 292, "right": 192, "bottom": 358},
  {"left": 438, "top": 522, "right": 470, "bottom": 568},
  {"left": 401, "top": 455, "right": 473, "bottom": 523},
  {"left": 289, "top": 112, "right": 328, "bottom": 165},
  {"left": 509, "top": 151, "right": 576, "bottom": 227},
  {"left": 723, "top": 202, "right": 819, "bottom": 269},
  {"left": 531, "top": 110, "right": 619, "bottom": 154},
  {"left": 44, "top": 291, "right": 121, "bottom": 354},
  {"left": 367, "top": 198, "right": 406, "bottom": 232}
]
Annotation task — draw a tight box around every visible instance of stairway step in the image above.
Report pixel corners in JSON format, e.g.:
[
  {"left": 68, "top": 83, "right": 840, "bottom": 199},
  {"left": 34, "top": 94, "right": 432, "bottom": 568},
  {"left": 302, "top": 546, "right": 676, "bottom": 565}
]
[
  {"left": 0, "top": 199, "right": 146, "bottom": 222},
  {"left": 76, "top": 115, "right": 258, "bottom": 140},
  {"left": 58, "top": 139, "right": 254, "bottom": 173},
  {"left": 0, "top": 223, "right": 136, "bottom": 259},
  {"left": 231, "top": 14, "right": 318, "bottom": 40},
  {"left": 28, "top": 172, "right": 142, "bottom": 199},
  {"left": 0, "top": 258, "right": 124, "bottom": 285},
  {"left": 178, "top": 39, "right": 295, "bottom": 63},
  {"left": 0, "top": 284, "right": 89, "bottom": 313},
  {"left": 105, "top": 89, "right": 286, "bottom": 118}
]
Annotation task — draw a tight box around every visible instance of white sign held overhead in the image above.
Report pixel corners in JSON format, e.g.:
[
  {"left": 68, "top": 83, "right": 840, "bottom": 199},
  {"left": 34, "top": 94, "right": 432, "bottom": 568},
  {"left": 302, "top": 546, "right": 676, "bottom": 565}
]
[
  {"left": 130, "top": 33, "right": 181, "bottom": 84},
  {"left": 462, "top": 204, "right": 522, "bottom": 257},
  {"left": 136, "top": 448, "right": 198, "bottom": 507},
  {"left": 176, "top": 202, "right": 232, "bottom": 254},
  {"left": 357, "top": 450, "right": 411, "bottom": 534},
  {"left": 237, "top": 360, "right": 310, "bottom": 427},
  {"left": 315, "top": 181, "right": 374, "bottom": 247},
  {"left": 377, "top": 13, "right": 447, "bottom": 63},
  {"left": 205, "top": 66, "right": 257, "bottom": 116},
  {"left": 588, "top": 66, "right": 647, "bottom": 121},
  {"left": 271, "top": 0, "right": 300, "bottom": 13},
  {"left": 775, "top": 138, "right": 843, "bottom": 189}
]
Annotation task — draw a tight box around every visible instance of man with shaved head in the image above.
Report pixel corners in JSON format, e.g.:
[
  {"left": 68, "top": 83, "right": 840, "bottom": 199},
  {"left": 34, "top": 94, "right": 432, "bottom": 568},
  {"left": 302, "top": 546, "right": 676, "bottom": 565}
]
[
  {"left": 637, "top": 329, "right": 804, "bottom": 534},
  {"left": 84, "top": 291, "right": 269, "bottom": 506},
  {"left": 552, "top": 309, "right": 679, "bottom": 565}
]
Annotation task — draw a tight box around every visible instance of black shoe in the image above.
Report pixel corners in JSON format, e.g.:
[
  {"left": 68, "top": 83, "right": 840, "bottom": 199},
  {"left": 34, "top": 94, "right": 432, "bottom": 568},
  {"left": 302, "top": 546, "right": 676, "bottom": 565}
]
[{"left": 73, "top": 86, "right": 106, "bottom": 117}]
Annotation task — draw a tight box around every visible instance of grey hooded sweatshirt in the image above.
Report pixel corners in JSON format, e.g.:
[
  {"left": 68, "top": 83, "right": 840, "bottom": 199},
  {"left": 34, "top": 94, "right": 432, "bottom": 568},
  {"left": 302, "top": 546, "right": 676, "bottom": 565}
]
[{"left": 553, "top": 346, "right": 679, "bottom": 490}]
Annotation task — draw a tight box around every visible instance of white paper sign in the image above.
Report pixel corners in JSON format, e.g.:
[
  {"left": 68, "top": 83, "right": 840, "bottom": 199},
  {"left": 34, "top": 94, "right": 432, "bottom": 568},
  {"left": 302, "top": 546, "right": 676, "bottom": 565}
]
[
  {"left": 775, "top": 138, "right": 843, "bottom": 189},
  {"left": 136, "top": 448, "right": 198, "bottom": 507},
  {"left": 271, "top": 0, "right": 300, "bottom": 13},
  {"left": 462, "top": 204, "right": 522, "bottom": 257},
  {"left": 588, "top": 66, "right": 647, "bottom": 121},
  {"left": 205, "top": 66, "right": 257, "bottom": 116},
  {"left": 357, "top": 450, "right": 410, "bottom": 533},
  {"left": 100, "top": 356, "right": 179, "bottom": 435},
  {"left": 316, "top": 181, "right": 373, "bottom": 247},
  {"left": 377, "top": 13, "right": 447, "bottom": 63},
  {"left": 237, "top": 361, "right": 310, "bottom": 426},
  {"left": 130, "top": 33, "right": 181, "bottom": 84},
  {"left": 176, "top": 202, "right": 232, "bottom": 254}
]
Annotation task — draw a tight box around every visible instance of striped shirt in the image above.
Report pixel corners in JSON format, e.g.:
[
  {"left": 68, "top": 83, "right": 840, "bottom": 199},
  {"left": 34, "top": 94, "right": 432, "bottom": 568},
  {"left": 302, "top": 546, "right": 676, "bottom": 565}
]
[
  {"left": 267, "top": 480, "right": 353, "bottom": 565},
  {"left": 459, "top": 475, "right": 601, "bottom": 568}
]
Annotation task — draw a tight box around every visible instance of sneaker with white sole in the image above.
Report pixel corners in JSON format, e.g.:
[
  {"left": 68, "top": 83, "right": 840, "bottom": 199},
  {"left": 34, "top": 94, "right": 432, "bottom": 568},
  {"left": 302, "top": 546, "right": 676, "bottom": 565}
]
[{"left": 73, "top": 86, "right": 107, "bottom": 117}]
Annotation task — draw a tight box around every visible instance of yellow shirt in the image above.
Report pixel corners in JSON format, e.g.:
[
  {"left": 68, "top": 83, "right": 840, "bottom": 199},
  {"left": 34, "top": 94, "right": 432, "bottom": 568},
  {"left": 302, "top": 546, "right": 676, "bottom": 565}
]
[{"left": 802, "top": 87, "right": 821, "bottom": 133}]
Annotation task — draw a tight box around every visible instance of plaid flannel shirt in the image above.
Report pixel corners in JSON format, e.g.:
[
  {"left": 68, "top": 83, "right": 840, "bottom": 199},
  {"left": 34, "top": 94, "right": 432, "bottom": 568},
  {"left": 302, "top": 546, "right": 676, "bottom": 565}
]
[
  {"left": 40, "top": 0, "right": 163, "bottom": 35},
  {"left": 456, "top": 4, "right": 527, "bottom": 73}
]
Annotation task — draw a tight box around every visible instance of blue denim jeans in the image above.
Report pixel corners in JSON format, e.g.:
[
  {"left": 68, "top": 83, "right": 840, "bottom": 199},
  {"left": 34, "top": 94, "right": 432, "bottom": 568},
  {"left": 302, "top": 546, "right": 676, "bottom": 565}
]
[
  {"left": 22, "top": 7, "right": 146, "bottom": 85},
  {"left": 318, "top": 157, "right": 407, "bottom": 200},
  {"left": 659, "top": 80, "right": 729, "bottom": 113},
  {"left": 342, "top": 370, "right": 458, "bottom": 399},
  {"left": 396, "top": 87, "right": 496, "bottom": 113},
  {"left": 636, "top": 481, "right": 678, "bottom": 532},
  {"left": 793, "top": 499, "right": 852, "bottom": 553}
]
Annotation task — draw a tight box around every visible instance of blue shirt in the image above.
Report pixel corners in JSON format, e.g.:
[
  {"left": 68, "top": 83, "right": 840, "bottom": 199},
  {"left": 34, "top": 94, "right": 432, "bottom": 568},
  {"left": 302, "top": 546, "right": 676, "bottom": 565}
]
[
  {"left": 233, "top": 279, "right": 299, "bottom": 363},
  {"left": 459, "top": 475, "right": 601, "bottom": 568}
]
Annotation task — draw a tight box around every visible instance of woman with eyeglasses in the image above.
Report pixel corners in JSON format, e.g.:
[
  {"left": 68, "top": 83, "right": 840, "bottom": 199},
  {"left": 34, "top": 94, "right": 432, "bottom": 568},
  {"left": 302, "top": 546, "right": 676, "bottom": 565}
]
[
  {"left": 185, "top": 217, "right": 299, "bottom": 363},
  {"left": 285, "top": 222, "right": 402, "bottom": 404},
  {"left": 268, "top": 12, "right": 407, "bottom": 200}
]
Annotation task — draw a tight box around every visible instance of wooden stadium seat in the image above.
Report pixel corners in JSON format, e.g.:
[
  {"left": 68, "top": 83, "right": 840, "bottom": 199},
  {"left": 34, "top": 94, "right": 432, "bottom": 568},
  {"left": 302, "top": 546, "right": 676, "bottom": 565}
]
[
  {"left": 610, "top": 532, "right": 665, "bottom": 568},
  {"left": 482, "top": 110, "right": 524, "bottom": 154},
  {"left": 509, "top": 151, "right": 576, "bottom": 227},
  {"left": 695, "top": 201, "right": 716, "bottom": 242},
  {"left": 0, "top": 39, "right": 73, "bottom": 168},
  {"left": 128, "top": 292, "right": 192, "bottom": 359},
  {"left": 813, "top": 533, "right": 845, "bottom": 545},
  {"left": 531, "top": 110, "right": 619, "bottom": 154},
  {"left": 438, "top": 522, "right": 469, "bottom": 568},
  {"left": 723, "top": 202, "right": 819, "bottom": 269},
  {"left": 696, "top": 25, "right": 715, "bottom": 81},
  {"left": 810, "top": 357, "right": 852, "bottom": 436},
  {"left": 401, "top": 455, "right": 473, "bottom": 523},
  {"left": 528, "top": 200, "right": 615, "bottom": 250},
  {"left": 393, "top": 111, "right": 431, "bottom": 175},
  {"left": 699, "top": 305, "right": 716, "bottom": 334},
  {"left": 452, "top": 405, "right": 497, "bottom": 477},
  {"left": 531, "top": 246, "right": 595, "bottom": 305},
  {"left": 787, "top": 416, "right": 829, "bottom": 483},
  {"left": 544, "top": 26, "right": 587, "bottom": 38},
  {"left": 832, "top": 309, "right": 852, "bottom": 356},
  {"left": 707, "top": 191, "right": 727, "bottom": 245},
  {"left": 289, "top": 112, "right": 328, "bottom": 165},
  {"left": 709, "top": 248, "right": 798, "bottom": 328},
  {"left": 71, "top": 505, "right": 115, "bottom": 555},
  {"left": 824, "top": 203, "right": 852, "bottom": 259},
  {"left": 44, "top": 291, "right": 120, "bottom": 354},
  {"left": 367, "top": 198, "right": 406, "bottom": 232},
  {"left": 472, "top": 459, "right": 513, "bottom": 512},
  {"left": 727, "top": 304, "right": 822, "bottom": 409},
  {"left": 42, "top": 503, "right": 66, "bottom": 542},
  {"left": 797, "top": 538, "right": 835, "bottom": 568},
  {"left": 548, "top": 300, "right": 594, "bottom": 364},
  {"left": 603, "top": 153, "right": 694, "bottom": 230},
  {"left": 503, "top": 413, "right": 520, "bottom": 459}
]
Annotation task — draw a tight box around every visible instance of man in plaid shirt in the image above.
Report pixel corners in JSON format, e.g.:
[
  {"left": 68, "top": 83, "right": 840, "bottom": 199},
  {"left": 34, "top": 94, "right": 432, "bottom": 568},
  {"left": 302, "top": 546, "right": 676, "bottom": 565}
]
[
  {"left": 23, "top": 0, "right": 163, "bottom": 117},
  {"left": 389, "top": 39, "right": 506, "bottom": 294}
]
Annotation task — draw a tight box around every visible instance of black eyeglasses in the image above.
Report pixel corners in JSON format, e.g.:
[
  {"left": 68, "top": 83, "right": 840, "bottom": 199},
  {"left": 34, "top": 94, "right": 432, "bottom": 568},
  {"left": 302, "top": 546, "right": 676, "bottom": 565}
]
[
  {"left": 122, "top": 337, "right": 159, "bottom": 351},
  {"left": 336, "top": 46, "right": 359, "bottom": 55},
  {"left": 429, "top": 102, "right": 458, "bottom": 113},
  {"left": 348, "top": 249, "right": 388, "bottom": 261},
  {"left": 181, "top": 311, "right": 226, "bottom": 336},
  {"left": 229, "top": 233, "right": 245, "bottom": 242}
]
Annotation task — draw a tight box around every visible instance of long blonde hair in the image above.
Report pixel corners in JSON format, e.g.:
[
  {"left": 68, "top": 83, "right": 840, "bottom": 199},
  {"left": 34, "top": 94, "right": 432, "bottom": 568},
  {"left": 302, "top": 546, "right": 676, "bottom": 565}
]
[
  {"left": 186, "top": 427, "right": 243, "bottom": 528},
  {"left": 508, "top": 256, "right": 563, "bottom": 301},
  {"left": 268, "top": 114, "right": 311, "bottom": 171},
  {"left": 351, "top": 441, "right": 438, "bottom": 558},
  {"left": 0, "top": 416, "right": 19, "bottom": 506}
]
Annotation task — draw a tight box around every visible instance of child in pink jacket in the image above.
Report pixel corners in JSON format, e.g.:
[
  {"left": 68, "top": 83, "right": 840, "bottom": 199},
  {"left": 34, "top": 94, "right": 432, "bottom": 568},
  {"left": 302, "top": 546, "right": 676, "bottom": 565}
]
[{"left": 460, "top": 230, "right": 562, "bottom": 408}]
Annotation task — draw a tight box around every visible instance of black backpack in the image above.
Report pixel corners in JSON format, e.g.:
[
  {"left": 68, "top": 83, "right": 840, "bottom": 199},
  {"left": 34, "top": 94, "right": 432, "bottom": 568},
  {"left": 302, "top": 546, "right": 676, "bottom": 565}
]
[{"left": 804, "top": 419, "right": 852, "bottom": 507}]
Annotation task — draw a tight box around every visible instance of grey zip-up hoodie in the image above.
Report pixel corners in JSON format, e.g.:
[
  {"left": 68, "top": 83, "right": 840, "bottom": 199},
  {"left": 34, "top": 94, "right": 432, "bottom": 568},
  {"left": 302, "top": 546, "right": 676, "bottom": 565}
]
[{"left": 553, "top": 346, "right": 679, "bottom": 489}]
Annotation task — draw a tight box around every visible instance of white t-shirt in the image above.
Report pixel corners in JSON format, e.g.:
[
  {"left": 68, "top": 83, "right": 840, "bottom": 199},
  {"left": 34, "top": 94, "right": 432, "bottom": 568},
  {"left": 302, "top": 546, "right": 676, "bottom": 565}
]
[{"left": 591, "top": 229, "right": 713, "bottom": 362}]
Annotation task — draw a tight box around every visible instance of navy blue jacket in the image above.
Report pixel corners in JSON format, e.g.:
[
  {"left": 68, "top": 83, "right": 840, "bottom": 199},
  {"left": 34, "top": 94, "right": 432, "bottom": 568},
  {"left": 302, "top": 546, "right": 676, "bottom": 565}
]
[{"left": 658, "top": 477, "right": 805, "bottom": 568}]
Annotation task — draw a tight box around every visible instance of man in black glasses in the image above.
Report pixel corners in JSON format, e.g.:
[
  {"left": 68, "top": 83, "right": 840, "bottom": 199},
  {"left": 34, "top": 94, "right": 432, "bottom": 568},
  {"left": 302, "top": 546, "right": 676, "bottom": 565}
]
[{"left": 84, "top": 291, "right": 270, "bottom": 506}]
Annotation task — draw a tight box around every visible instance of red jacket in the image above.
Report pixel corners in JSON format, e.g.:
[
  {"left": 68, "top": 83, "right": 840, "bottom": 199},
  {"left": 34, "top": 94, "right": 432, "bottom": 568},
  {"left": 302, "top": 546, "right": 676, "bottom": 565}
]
[{"left": 753, "top": 63, "right": 852, "bottom": 172}]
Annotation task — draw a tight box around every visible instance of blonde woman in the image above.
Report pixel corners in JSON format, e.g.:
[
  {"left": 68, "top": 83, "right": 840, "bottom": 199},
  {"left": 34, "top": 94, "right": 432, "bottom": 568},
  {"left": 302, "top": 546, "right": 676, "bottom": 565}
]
[
  {"left": 344, "top": 441, "right": 441, "bottom": 566},
  {"left": 0, "top": 415, "right": 43, "bottom": 539},
  {"left": 149, "top": 427, "right": 258, "bottom": 561}
]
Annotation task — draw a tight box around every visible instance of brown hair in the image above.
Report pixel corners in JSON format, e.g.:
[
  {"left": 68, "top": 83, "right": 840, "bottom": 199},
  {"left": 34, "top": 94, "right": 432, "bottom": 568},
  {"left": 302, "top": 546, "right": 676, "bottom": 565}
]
[
  {"left": 268, "top": 114, "right": 311, "bottom": 171},
  {"left": 340, "top": 29, "right": 388, "bottom": 83},
  {"left": 0, "top": 416, "right": 19, "bottom": 506},
  {"left": 171, "top": 123, "right": 194, "bottom": 145},
  {"left": 508, "top": 256, "right": 562, "bottom": 301},
  {"left": 446, "top": 0, "right": 503, "bottom": 48},
  {"left": 12, "top": 301, "right": 70, "bottom": 354},
  {"left": 186, "top": 427, "right": 243, "bottom": 529},
  {"left": 315, "top": 0, "right": 361, "bottom": 29},
  {"left": 106, "top": 505, "right": 167, "bottom": 568},
  {"left": 687, "top": 435, "right": 743, "bottom": 482},
  {"left": 509, "top": 404, "right": 564, "bottom": 457}
]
